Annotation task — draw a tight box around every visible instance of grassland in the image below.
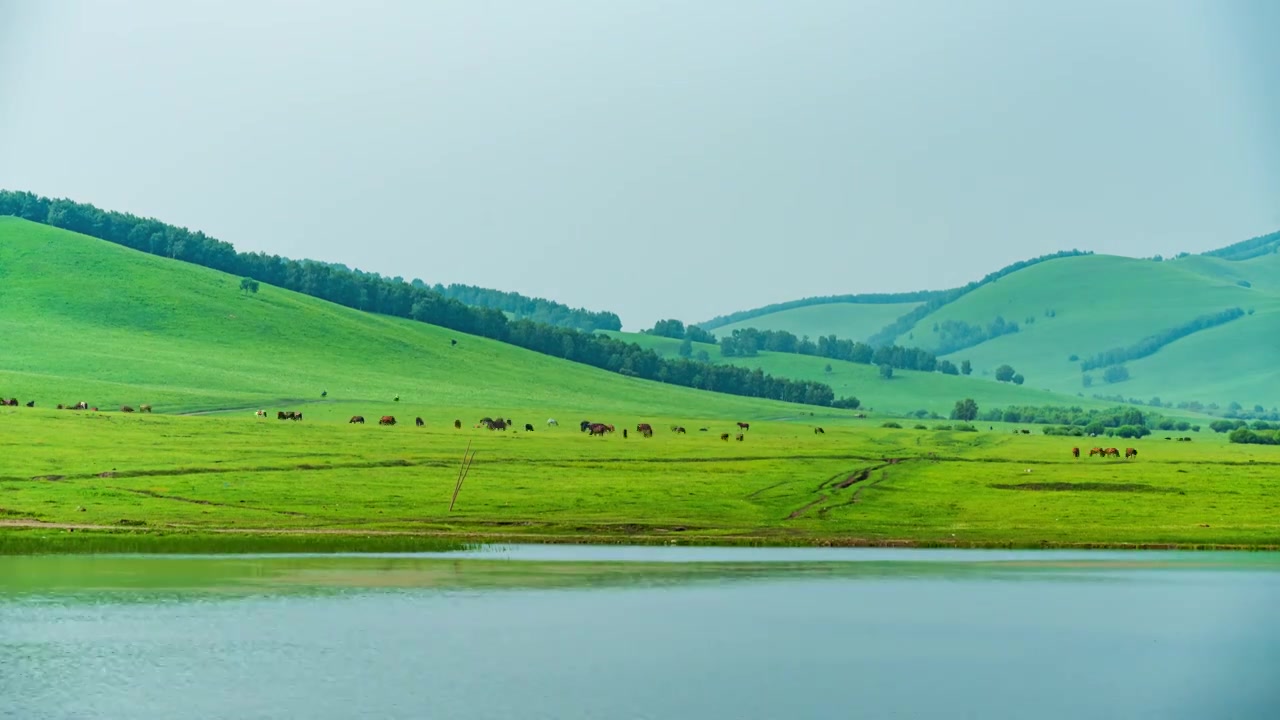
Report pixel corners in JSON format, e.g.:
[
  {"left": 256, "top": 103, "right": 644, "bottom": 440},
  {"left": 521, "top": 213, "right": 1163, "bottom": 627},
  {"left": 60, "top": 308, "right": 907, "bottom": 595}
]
[
  {"left": 1, "top": 217, "right": 1275, "bottom": 552},
  {"left": 1, "top": 408, "right": 1276, "bottom": 551},
  {"left": 712, "top": 302, "right": 922, "bottom": 342}
]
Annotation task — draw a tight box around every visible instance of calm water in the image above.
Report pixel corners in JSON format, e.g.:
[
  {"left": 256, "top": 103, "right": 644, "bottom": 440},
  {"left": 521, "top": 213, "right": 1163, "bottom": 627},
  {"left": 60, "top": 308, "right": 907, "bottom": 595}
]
[{"left": 2, "top": 546, "right": 1278, "bottom": 719}]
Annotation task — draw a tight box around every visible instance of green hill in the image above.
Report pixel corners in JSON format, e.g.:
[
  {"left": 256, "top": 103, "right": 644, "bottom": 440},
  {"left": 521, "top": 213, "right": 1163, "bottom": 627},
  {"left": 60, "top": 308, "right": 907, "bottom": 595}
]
[
  {"left": 713, "top": 302, "right": 922, "bottom": 342},
  {"left": 894, "top": 253, "right": 1280, "bottom": 408},
  {"left": 0, "top": 217, "right": 831, "bottom": 420}
]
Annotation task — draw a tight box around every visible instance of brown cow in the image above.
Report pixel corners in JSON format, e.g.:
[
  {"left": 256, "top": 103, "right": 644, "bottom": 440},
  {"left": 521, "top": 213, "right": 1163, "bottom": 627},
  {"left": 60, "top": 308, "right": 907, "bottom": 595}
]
[
  {"left": 120, "top": 405, "right": 135, "bottom": 413},
  {"left": 637, "top": 423, "right": 654, "bottom": 437},
  {"left": 483, "top": 418, "right": 507, "bottom": 431},
  {"left": 1104, "top": 447, "right": 1120, "bottom": 457},
  {"left": 1125, "top": 447, "right": 1137, "bottom": 459},
  {"left": 1072, "top": 447, "right": 1080, "bottom": 458},
  {"left": 736, "top": 422, "right": 750, "bottom": 431},
  {"left": 379, "top": 416, "right": 396, "bottom": 426},
  {"left": 349, "top": 415, "right": 365, "bottom": 424},
  {"left": 1088, "top": 447, "right": 1103, "bottom": 457},
  {"left": 415, "top": 417, "right": 425, "bottom": 427},
  {"left": 674, "top": 426, "right": 686, "bottom": 434},
  {"left": 604, "top": 424, "right": 615, "bottom": 433},
  {"left": 588, "top": 423, "right": 609, "bottom": 436},
  {"left": 139, "top": 404, "right": 152, "bottom": 413},
  {"left": 720, "top": 433, "right": 730, "bottom": 441}
]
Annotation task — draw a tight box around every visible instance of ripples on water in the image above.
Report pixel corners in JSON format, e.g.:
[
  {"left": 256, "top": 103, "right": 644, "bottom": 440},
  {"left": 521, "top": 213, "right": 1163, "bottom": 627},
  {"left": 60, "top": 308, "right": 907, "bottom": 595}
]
[{"left": 2, "top": 547, "right": 1278, "bottom": 720}]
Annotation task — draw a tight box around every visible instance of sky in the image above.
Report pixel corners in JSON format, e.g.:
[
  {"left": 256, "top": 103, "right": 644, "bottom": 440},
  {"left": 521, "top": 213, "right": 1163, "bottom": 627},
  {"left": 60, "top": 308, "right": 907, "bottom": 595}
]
[{"left": 1, "top": 0, "right": 1277, "bottom": 329}]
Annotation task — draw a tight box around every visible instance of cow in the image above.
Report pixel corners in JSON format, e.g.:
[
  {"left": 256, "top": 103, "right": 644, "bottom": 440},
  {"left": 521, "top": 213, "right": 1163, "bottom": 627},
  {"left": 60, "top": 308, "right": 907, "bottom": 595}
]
[
  {"left": 25, "top": 401, "right": 34, "bottom": 407},
  {"left": 416, "top": 417, "right": 425, "bottom": 427},
  {"left": 1072, "top": 447, "right": 1080, "bottom": 458},
  {"left": 736, "top": 422, "right": 750, "bottom": 431},
  {"left": 57, "top": 404, "right": 65, "bottom": 410},
  {"left": 454, "top": 419, "right": 462, "bottom": 429},
  {"left": 1125, "top": 447, "right": 1138, "bottom": 459},
  {"left": 720, "top": 433, "right": 730, "bottom": 441},
  {"left": 349, "top": 415, "right": 365, "bottom": 424},
  {"left": 1104, "top": 447, "right": 1120, "bottom": 457},
  {"left": 74, "top": 402, "right": 88, "bottom": 410},
  {"left": 2, "top": 398, "right": 14, "bottom": 406},
  {"left": 524, "top": 423, "right": 534, "bottom": 432},
  {"left": 121, "top": 406, "right": 134, "bottom": 413},
  {"left": 1020, "top": 429, "right": 1030, "bottom": 435},
  {"left": 588, "top": 423, "right": 610, "bottom": 437},
  {"left": 1089, "top": 447, "right": 1103, "bottom": 457},
  {"left": 547, "top": 419, "right": 558, "bottom": 427},
  {"left": 623, "top": 428, "right": 628, "bottom": 439},
  {"left": 139, "top": 404, "right": 152, "bottom": 413},
  {"left": 490, "top": 419, "right": 508, "bottom": 431},
  {"left": 604, "top": 424, "right": 615, "bottom": 433},
  {"left": 637, "top": 423, "right": 653, "bottom": 437},
  {"left": 379, "top": 416, "right": 396, "bottom": 426},
  {"left": 292, "top": 412, "right": 303, "bottom": 421},
  {"left": 814, "top": 427, "right": 825, "bottom": 434},
  {"left": 698, "top": 427, "right": 708, "bottom": 432},
  {"left": 580, "top": 420, "right": 592, "bottom": 433},
  {"left": 674, "top": 427, "right": 686, "bottom": 434},
  {"left": 735, "top": 434, "right": 744, "bottom": 441},
  {"left": 256, "top": 410, "right": 267, "bottom": 418},
  {"left": 278, "top": 411, "right": 288, "bottom": 420}
]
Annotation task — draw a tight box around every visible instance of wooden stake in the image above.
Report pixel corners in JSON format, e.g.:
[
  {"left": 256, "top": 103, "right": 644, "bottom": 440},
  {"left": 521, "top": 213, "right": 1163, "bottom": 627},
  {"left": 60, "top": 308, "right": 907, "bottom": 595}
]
[{"left": 449, "top": 442, "right": 476, "bottom": 512}]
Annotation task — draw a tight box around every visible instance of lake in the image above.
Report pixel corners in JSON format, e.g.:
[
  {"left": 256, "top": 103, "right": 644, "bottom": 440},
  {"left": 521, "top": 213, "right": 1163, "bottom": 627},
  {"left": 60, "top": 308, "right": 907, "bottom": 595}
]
[{"left": 2, "top": 546, "right": 1278, "bottom": 719}]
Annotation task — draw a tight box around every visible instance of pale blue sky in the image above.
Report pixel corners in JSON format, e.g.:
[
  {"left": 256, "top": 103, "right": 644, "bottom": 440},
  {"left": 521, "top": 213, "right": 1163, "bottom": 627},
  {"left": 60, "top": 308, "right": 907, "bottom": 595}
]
[{"left": 1, "top": 0, "right": 1276, "bottom": 328}]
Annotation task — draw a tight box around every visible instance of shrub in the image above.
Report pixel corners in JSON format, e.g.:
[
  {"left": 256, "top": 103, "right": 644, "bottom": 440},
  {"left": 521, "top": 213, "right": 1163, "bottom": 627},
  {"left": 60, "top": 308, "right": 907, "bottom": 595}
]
[
  {"left": 913, "top": 424, "right": 928, "bottom": 430},
  {"left": 933, "top": 424, "right": 953, "bottom": 431},
  {"left": 954, "top": 423, "right": 978, "bottom": 432},
  {"left": 881, "top": 421, "right": 902, "bottom": 429}
]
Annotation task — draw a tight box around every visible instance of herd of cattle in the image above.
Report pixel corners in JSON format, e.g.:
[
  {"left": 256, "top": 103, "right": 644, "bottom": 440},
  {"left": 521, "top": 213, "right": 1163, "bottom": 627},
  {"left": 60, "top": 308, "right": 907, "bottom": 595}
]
[
  {"left": 2, "top": 399, "right": 152, "bottom": 412},
  {"left": 1072, "top": 446, "right": 1138, "bottom": 459}
]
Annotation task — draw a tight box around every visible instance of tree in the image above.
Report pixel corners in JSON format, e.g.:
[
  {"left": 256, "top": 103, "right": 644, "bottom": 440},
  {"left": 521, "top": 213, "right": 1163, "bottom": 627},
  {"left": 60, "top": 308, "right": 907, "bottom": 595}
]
[
  {"left": 1082, "top": 374, "right": 1093, "bottom": 388},
  {"left": 879, "top": 363, "right": 894, "bottom": 380},
  {"left": 995, "top": 364, "right": 1016, "bottom": 382},
  {"left": 239, "top": 277, "right": 259, "bottom": 295},
  {"left": 678, "top": 337, "right": 693, "bottom": 358},
  {"left": 824, "top": 363, "right": 833, "bottom": 373},
  {"left": 1012, "top": 373, "right": 1025, "bottom": 385},
  {"left": 960, "top": 360, "right": 972, "bottom": 376},
  {"left": 951, "top": 398, "right": 978, "bottom": 422},
  {"left": 937, "top": 360, "right": 959, "bottom": 375},
  {"left": 1102, "top": 365, "right": 1130, "bottom": 384},
  {"left": 694, "top": 349, "right": 711, "bottom": 363}
]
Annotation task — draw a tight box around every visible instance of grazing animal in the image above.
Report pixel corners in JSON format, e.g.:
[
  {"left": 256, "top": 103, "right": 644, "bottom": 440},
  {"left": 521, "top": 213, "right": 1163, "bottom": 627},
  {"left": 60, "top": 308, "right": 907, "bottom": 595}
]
[
  {"left": 698, "top": 427, "right": 708, "bottom": 432},
  {"left": 1020, "top": 429, "right": 1030, "bottom": 435},
  {"left": 57, "top": 404, "right": 64, "bottom": 410},
  {"left": 486, "top": 418, "right": 508, "bottom": 431},
  {"left": 1089, "top": 447, "right": 1103, "bottom": 457},
  {"left": 256, "top": 410, "right": 266, "bottom": 417},
  {"left": 451, "top": 339, "right": 457, "bottom": 346},
  {"left": 121, "top": 406, "right": 134, "bottom": 413},
  {"left": 547, "top": 419, "right": 558, "bottom": 427},
  {"left": 720, "top": 433, "right": 730, "bottom": 441},
  {"left": 139, "top": 404, "right": 152, "bottom": 413},
  {"left": 416, "top": 417, "right": 425, "bottom": 427},
  {"left": 2, "top": 398, "right": 14, "bottom": 406},
  {"left": 735, "top": 434, "right": 744, "bottom": 441},
  {"left": 814, "top": 427, "right": 825, "bottom": 434},
  {"left": 75, "top": 402, "right": 88, "bottom": 410},
  {"left": 1104, "top": 447, "right": 1120, "bottom": 457},
  {"left": 588, "top": 423, "right": 610, "bottom": 437},
  {"left": 623, "top": 428, "right": 628, "bottom": 439},
  {"left": 454, "top": 419, "right": 462, "bottom": 429},
  {"left": 604, "top": 424, "right": 615, "bottom": 433},
  {"left": 506, "top": 418, "right": 513, "bottom": 427},
  {"left": 278, "top": 411, "right": 287, "bottom": 420},
  {"left": 580, "top": 420, "right": 592, "bottom": 432},
  {"left": 25, "top": 401, "right": 34, "bottom": 407},
  {"left": 394, "top": 395, "right": 400, "bottom": 402},
  {"left": 637, "top": 423, "right": 653, "bottom": 437},
  {"left": 90, "top": 407, "right": 97, "bottom": 412},
  {"left": 293, "top": 412, "right": 303, "bottom": 421},
  {"left": 1072, "top": 447, "right": 1080, "bottom": 458},
  {"left": 1125, "top": 447, "right": 1137, "bottom": 459},
  {"left": 349, "top": 415, "right": 365, "bottom": 424},
  {"left": 379, "top": 416, "right": 397, "bottom": 426},
  {"left": 736, "top": 422, "right": 750, "bottom": 431},
  {"left": 321, "top": 390, "right": 327, "bottom": 398},
  {"left": 524, "top": 423, "right": 534, "bottom": 432}
]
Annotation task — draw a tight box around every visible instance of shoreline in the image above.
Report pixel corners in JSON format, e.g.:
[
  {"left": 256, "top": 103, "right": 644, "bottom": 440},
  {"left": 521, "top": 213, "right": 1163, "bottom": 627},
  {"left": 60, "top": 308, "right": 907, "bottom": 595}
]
[{"left": 2, "top": 522, "right": 1276, "bottom": 554}]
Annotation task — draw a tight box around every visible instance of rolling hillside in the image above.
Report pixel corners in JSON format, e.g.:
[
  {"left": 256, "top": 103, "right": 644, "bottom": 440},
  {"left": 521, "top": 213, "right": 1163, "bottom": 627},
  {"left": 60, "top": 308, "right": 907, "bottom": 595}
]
[
  {"left": 712, "top": 302, "right": 922, "bottom": 343},
  {"left": 897, "top": 253, "right": 1280, "bottom": 408},
  {"left": 0, "top": 217, "right": 831, "bottom": 420}
]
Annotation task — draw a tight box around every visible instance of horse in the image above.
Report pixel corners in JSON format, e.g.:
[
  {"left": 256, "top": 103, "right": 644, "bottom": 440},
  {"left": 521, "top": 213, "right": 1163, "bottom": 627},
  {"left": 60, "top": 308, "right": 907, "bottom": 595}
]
[{"left": 736, "top": 422, "right": 750, "bottom": 431}]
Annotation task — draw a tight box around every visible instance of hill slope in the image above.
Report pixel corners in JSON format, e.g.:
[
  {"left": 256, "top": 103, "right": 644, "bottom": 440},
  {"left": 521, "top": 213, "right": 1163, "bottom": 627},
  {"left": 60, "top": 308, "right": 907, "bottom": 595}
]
[
  {"left": 0, "top": 218, "right": 829, "bottom": 420},
  {"left": 897, "top": 254, "right": 1280, "bottom": 408},
  {"left": 713, "top": 302, "right": 922, "bottom": 343}
]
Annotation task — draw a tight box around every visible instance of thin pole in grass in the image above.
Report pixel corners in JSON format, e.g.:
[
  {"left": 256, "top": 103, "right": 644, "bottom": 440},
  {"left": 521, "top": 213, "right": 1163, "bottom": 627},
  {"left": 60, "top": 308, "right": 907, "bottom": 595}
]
[{"left": 449, "top": 441, "right": 476, "bottom": 512}]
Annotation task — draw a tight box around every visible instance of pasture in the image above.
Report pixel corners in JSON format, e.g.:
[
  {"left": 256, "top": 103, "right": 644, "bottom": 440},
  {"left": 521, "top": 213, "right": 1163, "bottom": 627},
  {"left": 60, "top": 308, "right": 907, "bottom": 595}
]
[{"left": 2, "top": 406, "right": 1277, "bottom": 551}]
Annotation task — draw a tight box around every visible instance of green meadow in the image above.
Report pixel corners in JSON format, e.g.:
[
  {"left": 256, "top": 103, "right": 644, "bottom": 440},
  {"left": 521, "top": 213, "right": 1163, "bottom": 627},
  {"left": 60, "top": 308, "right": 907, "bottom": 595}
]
[
  {"left": 1, "top": 217, "right": 1277, "bottom": 551},
  {"left": 711, "top": 301, "right": 923, "bottom": 343}
]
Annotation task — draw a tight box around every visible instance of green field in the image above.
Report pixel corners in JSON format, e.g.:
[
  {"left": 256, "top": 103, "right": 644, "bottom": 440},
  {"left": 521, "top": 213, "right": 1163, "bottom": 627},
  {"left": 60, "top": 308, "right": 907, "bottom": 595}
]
[
  {"left": 2, "top": 216, "right": 1276, "bottom": 551},
  {"left": 2, "top": 409, "right": 1277, "bottom": 550},
  {"left": 712, "top": 302, "right": 922, "bottom": 342}
]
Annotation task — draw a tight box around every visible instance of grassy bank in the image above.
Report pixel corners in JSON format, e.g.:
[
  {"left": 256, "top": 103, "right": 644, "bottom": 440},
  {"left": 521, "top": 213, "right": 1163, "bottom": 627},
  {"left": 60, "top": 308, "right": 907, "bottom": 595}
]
[{"left": 2, "top": 409, "right": 1276, "bottom": 552}]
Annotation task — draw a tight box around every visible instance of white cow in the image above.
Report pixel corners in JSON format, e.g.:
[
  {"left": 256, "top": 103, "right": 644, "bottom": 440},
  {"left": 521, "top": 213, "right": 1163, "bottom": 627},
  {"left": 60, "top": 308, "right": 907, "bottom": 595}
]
[{"left": 547, "top": 418, "right": 558, "bottom": 427}]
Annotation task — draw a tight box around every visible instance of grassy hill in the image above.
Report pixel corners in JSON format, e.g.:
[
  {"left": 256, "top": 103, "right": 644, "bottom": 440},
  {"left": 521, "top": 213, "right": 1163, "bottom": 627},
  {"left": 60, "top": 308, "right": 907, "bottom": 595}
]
[
  {"left": 0, "top": 217, "right": 834, "bottom": 421},
  {"left": 713, "top": 302, "right": 922, "bottom": 342},
  {"left": 894, "top": 253, "right": 1280, "bottom": 408},
  {"left": 603, "top": 331, "right": 1123, "bottom": 417}
]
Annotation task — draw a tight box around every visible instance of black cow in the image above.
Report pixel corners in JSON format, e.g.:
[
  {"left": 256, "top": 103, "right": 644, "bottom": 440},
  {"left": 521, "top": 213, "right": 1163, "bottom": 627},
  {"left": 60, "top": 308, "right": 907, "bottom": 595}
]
[
  {"left": 580, "top": 420, "right": 592, "bottom": 432},
  {"left": 524, "top": 423, "right": 534, "bottom": 432},
  {"left": 349, "top": 415, "right": 365, "bottom": 424},
  {"left": 416, "top": 417, "right": 425, "bottom": 427}
]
